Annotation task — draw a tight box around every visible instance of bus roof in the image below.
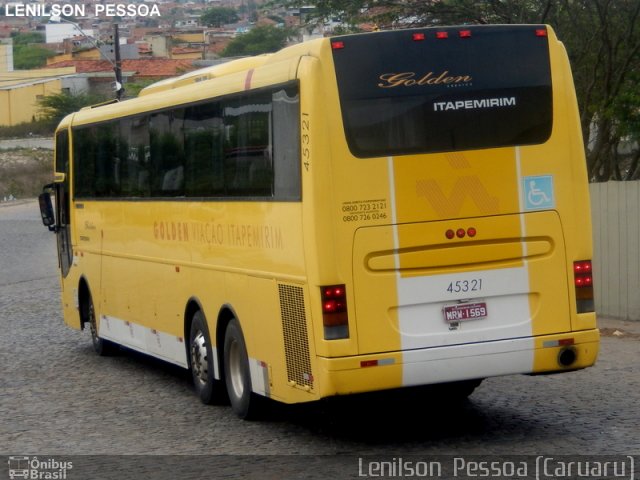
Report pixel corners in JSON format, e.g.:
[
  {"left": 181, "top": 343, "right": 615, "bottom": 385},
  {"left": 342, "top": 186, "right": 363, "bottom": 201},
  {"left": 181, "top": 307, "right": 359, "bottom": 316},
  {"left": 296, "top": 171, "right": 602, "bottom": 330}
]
[{"left": 138, "top": 55, "right": 274, "bottom": 97}]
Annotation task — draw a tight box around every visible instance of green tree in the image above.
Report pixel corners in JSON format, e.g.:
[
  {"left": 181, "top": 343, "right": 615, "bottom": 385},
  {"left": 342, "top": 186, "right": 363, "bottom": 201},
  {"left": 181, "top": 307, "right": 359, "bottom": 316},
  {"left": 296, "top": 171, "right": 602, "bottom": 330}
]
[
  {"left": 10, "top": 31, "right": 54, "bottom": 69},
  {"left": 37, "top": 92, "right": 107, "bottom": 126},
  {"left": 200, "top": 7, "right": 239, "bottom": 27},
  {"left": 13, "top": 45, "right": 55, "bottom": 69},
  {"left": 11, "top": 32, "right": 46, "bottom": 44},
  {"left": 221, "top": 25, "right": 291, "bottom": 57},
  {"left": 610, "top": 72, "right": 640, "bottom": 179}
]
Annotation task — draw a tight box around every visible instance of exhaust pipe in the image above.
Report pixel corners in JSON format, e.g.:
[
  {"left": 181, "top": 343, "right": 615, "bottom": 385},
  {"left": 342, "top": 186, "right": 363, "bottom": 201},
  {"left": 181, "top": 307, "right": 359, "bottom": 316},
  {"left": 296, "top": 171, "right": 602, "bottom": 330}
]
[{"left": 558, "top": 346, "right": 577, "bottom": 367}]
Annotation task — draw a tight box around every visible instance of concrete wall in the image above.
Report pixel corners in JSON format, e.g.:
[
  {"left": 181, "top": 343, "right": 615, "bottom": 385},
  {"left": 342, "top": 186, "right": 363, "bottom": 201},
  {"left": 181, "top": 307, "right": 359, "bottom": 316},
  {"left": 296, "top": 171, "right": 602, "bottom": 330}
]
[{"left": 590, "top": 181, "right": 640, "bottom": 320}]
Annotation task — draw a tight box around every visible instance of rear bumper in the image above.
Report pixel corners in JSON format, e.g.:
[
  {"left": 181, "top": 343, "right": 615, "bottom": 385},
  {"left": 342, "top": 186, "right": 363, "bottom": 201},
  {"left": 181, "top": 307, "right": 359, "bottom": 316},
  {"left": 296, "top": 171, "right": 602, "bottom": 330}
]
[{"left": 315, "top": 329, "right": 599, "bottom": 397}]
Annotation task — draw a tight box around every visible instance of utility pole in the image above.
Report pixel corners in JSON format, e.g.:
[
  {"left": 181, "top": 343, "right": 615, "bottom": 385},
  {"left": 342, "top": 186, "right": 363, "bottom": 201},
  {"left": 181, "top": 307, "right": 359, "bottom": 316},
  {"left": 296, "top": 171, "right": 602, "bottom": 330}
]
[{"left": 113, "top": 22, "right": 124, "bottom": 100}]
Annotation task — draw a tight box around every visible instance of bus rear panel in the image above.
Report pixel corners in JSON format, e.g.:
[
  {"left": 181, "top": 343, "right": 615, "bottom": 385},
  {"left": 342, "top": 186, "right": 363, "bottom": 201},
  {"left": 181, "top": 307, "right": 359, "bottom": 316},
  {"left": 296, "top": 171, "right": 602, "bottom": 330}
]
[{"left": 306, "top": 25, "right": 598, "bottom": 397}]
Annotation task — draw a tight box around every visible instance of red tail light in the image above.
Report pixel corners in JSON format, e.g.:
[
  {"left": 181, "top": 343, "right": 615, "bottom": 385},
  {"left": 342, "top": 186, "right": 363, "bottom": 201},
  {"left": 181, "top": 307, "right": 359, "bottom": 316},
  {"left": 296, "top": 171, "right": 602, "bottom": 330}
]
[
  {"left": 435, "top": 31, "right": 449, "bottom": 39},
  {"left": 459, "top": 30, "right": 472, "bottom": 38},
  {"left": 535, "top": 29, "right": 547, "bottom": 37},
  {"left": 412, "top": 33, "right": 425, "bottom": 41},
  {"left": 321, "top": 285, "right": 349, "bottom": 339},
  {"left": 574, "top": 260, "right": 595, "bottom": 313},
  {"left": 446, "top": 227, "right": 477, "bottom": 239},
  {"left": 331, "top": 41, "right": 345, "bottom": 50}
]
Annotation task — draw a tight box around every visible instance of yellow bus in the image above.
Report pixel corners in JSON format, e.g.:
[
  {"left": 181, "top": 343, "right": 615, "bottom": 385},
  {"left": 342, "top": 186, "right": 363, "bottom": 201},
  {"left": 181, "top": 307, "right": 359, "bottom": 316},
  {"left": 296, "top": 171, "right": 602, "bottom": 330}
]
[{"left": 40, "top": 24, "right": 599, "bottom": 419}]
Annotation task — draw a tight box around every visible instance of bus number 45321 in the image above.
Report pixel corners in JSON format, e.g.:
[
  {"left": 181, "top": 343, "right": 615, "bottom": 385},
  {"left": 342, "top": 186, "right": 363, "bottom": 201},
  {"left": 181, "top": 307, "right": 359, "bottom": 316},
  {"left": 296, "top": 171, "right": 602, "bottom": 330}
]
[{"left": 447, "top": 279, "right": 483, "bottom": 293}]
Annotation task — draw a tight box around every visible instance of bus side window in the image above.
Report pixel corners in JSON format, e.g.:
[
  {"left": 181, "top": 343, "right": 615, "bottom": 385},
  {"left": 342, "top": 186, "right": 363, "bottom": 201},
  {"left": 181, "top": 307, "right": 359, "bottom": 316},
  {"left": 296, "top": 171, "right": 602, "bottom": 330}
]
[
  {"left": 118, "top": 116, "right": 150, "bottom": 198},
  {"left": 184, "top": 103, "right": 225, "bottom": 197},
  {"left": 72, "top": 127, "right": 96, "bottom": 198},
  {"left": 149, "top": 111, "right": 186, "bottom": 197},
  {"left": 272, "top": 86, "right": 301, "bottom": 201},
  {"left": 223, "top": 93, "right": 273, "bottom": 197}
]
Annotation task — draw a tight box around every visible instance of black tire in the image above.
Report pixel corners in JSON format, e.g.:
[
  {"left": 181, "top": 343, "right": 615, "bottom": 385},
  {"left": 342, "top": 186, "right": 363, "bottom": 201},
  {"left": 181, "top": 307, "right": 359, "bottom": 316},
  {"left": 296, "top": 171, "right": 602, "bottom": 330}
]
[
  {"left": 223, "top": 318, "right": 262, "bottom": 420},
  {"left": 86, "top": 294, "right": 117, "bottom": 356},
  {"left": 189, "top": 311, "right": 226, "bottom": 405}
]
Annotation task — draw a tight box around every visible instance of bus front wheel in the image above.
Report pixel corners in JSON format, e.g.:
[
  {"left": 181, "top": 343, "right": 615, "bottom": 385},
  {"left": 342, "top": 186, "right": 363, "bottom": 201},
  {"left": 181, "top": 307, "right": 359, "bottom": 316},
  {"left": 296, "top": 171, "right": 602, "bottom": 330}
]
[{"left": 223, "top": 318, "right": 262, "bottom": 420}]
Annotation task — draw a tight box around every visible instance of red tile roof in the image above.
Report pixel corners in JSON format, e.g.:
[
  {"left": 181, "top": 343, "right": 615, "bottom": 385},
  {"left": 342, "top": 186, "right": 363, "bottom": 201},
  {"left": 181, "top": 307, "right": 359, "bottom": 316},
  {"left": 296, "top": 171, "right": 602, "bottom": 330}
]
[
  {"left": 137, "top": 43, "right": 152, "bottom": 54},
  {"left": 45, "top": 58, "right": 197, "bottom": 77},
  {"left": 171, "top": 47, "right": 202, "bottom": 55}
]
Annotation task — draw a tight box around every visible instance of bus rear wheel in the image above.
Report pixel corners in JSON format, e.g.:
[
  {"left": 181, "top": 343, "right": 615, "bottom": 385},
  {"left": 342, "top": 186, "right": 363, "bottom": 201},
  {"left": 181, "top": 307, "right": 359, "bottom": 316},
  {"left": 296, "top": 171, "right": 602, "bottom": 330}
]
[
  {"left": 223, "top": 318, "right": 262, "bottom": 420},
  {"left": 189, "top": 311, "right": 225, "bottom": 405}
]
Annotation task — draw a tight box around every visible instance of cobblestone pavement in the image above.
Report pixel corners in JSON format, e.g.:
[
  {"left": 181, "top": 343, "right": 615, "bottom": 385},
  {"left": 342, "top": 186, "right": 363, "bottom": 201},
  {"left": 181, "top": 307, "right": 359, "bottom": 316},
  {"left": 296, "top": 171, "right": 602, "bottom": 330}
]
[{"left": 1, "top": 202, "right": 638, "bottom": 472}]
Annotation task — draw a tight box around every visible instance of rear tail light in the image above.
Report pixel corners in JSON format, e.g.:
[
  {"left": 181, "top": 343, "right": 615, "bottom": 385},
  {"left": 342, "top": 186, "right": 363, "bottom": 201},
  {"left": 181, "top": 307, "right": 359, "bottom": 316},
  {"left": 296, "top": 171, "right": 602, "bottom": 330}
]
[
  {"left": 445, "top": 227, "right": 477, "bottom": 239},
  {"left": 435, "top": 31, "right": 449, "bottom": 39},
  {"left": 321, "top": 285, "right": 349, "bottom": 339},
  {"left": 331, "top": 41, "right": 345, "bottom": 50},
  {"left": 574, "top": 260, "right": 594, "bottom": 313},
  {"left": 535, "top": 28, "right": 548, "bottom": 37}
]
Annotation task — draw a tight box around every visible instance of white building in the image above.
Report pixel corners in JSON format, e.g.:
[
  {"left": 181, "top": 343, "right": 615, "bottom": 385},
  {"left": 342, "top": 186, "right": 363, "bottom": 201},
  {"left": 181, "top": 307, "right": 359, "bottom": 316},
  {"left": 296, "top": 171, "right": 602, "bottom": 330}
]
[{"left": 45, "top": 23, "right": 94, "bottom": 44}]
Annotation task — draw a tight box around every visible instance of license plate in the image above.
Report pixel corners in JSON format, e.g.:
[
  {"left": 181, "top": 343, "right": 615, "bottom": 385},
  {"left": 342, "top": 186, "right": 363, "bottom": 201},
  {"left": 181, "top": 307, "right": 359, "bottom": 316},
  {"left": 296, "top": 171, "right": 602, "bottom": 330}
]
[{"left": 443, "top": 302, "right": 488, "bottom": 323}]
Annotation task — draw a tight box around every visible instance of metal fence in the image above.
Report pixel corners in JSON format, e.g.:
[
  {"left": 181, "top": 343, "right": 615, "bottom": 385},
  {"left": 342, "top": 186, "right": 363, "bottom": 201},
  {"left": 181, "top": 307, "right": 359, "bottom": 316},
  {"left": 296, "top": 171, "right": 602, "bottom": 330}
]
[{"left": 590, "top": 181, "right": 640, "bottom": 321}]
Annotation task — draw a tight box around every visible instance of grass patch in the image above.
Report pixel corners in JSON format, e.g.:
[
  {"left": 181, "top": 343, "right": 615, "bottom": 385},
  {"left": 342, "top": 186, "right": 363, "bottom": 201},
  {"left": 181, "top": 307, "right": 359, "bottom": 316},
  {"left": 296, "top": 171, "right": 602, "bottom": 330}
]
[{"left": 0, "top": 120, "right": 54, "bottom": 139}]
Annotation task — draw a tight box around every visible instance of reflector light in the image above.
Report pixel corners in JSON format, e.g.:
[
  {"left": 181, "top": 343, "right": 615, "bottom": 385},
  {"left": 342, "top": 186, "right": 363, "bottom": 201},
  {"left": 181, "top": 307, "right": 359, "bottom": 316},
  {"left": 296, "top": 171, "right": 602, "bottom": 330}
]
[
  {"left": 412, "top": 33, "right": 425, "bottom": 41},
  {"left": 331, "top": 41, "right": 345, "bottom": 50},
  {"left": 361, "top": 360, "right": 378, "bottom": 368},
  {"left": 535, "top": 29, "right": 547, "bottom": 37},
  {"left": 456, "top": 228, "right": 466, "bottom": 238},
  {"left": 459, "top": 30, "right": 472, "bottom": 38},
  {"left": 445, "top": 229, "right": 455, "bottom": 240},
  {"left": 559, "top": 338, "right": 575, "bottom": 346},
  {"left": 436, "top": 31, "right": 449, "bottom": 39},
  {"left": 467, "top": 227, "right": 477, "bottom": 238}
]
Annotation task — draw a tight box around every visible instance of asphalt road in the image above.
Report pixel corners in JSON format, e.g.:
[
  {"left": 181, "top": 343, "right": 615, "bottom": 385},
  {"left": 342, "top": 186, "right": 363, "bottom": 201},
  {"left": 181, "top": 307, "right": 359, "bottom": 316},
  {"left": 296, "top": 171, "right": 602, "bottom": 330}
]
[{"left": 1, "top": 201, "right": 638, "bottom": 479}]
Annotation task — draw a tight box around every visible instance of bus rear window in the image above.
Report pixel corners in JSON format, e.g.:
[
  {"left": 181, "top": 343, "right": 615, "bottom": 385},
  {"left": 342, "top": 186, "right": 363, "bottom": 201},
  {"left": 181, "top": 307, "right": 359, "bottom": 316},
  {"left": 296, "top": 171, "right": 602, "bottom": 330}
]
[{"left": 331, "top": 26, "right": 553, "bottom": 158}]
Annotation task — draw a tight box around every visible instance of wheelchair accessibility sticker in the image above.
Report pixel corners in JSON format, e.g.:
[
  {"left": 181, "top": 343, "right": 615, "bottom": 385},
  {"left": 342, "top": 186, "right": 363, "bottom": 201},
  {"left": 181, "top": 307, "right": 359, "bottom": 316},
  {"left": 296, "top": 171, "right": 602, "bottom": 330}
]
[{"left": 523, "top": 175, "right": 555, "bottom": 211}]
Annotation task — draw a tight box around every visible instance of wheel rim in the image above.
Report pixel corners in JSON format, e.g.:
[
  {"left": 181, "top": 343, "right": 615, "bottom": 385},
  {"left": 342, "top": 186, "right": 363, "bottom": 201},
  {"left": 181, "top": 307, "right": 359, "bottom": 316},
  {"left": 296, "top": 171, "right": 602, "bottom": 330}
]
[
  {"left": 228, "top": 338, "right": 244, "bottom": 399},
  {"left": 191, "top": 330, "right": 209, "bottom": 386}
]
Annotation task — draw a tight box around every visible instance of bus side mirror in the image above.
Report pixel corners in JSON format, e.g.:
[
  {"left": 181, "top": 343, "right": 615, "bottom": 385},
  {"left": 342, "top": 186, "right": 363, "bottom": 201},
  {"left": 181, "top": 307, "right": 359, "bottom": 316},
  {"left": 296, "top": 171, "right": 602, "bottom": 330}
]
[{"left": 38, "top": 187, "right": 56, "bottom": 232}]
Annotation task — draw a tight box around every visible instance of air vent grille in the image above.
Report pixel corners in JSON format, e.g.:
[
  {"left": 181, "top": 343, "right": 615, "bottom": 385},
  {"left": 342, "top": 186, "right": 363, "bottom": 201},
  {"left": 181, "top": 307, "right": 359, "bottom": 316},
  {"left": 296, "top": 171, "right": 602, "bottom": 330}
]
[{"left": 278, "top": 284, "right": 313, "bottom": 389}]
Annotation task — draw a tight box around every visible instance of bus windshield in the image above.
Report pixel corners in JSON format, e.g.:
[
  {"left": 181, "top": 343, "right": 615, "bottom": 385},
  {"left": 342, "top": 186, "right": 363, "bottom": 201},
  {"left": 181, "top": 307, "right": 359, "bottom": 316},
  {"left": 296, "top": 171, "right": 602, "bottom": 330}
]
[{"left": 331, "top": 25, "right": 553, "bottom": 158}]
